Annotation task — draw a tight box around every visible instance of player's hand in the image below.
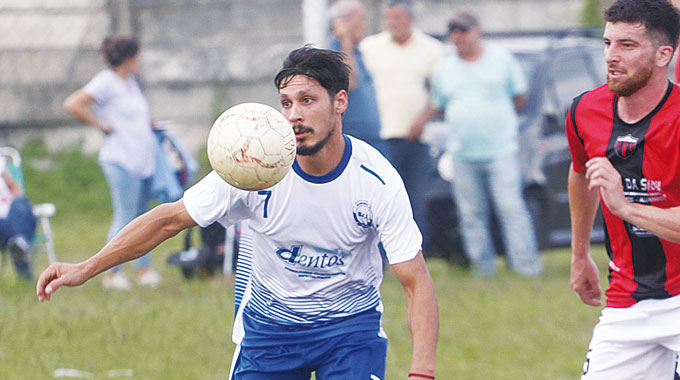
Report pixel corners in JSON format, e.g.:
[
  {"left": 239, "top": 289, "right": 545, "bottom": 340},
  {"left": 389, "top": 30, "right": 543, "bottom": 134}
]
[
  {"left": 570, "top": 254, "right": 602, "bottom": 306},
  {"left": 585, "top": 157, "right": 629, "bottom": 218},
  {"left": 36, "top": 262, "right": 90, "bottom": 302}
]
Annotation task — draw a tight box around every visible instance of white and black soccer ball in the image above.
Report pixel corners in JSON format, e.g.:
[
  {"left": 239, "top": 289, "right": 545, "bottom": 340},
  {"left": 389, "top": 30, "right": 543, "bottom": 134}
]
[{"left": 207, "top": 102, "right": 296, "bottom": 190}]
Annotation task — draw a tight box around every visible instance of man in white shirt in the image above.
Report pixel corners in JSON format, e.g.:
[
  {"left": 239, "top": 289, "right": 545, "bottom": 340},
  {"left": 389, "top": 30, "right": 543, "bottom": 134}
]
[
  {"left": 360, "top": 0, "right": 444, "bottom": 248},
  {"left": 37, "top": 46, "right": 438, "bottom": 380}
]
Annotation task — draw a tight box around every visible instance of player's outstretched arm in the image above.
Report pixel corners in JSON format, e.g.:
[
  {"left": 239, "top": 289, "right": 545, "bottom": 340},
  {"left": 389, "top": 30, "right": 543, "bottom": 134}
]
[
  {"left": 568, "top": 164, "right": 602, "bottom": 306},
  {"left": 36, "top": 199, "right": 197, "bottom": 302},
  {"left": 586, "top": 157, "right": 680, "bottom": 243},
  {"left": 392, "top": 251, "right": 438, "bottom": 379}
]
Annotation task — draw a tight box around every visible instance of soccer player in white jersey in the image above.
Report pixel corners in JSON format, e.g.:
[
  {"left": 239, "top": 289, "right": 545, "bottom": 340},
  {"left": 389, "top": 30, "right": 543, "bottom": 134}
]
[{"left": 36, "top": 46, "right": 439, "bottom": 380}]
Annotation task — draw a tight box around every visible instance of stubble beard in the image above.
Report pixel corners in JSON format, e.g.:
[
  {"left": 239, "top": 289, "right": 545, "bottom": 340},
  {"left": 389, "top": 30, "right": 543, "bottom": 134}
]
[
  {"left": 294, "top": 124, "right": 335, "bottom": 156},
  {"left": 607, "top": 57, "right": 655, "bottom": 97}
]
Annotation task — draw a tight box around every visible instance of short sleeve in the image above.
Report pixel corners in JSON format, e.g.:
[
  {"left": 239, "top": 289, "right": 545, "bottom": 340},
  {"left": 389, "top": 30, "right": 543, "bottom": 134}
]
[
  {"left": 430, "top": 63, "right": 446, "bottom": 111},
  {"left": 83, "top": 70, "right": 116, "bottom": 105},
  {"left": 506, "top": 51, "right": 528, "bottom": 96},
  {"left": 566, "top": 100, "right": 589, "bottom": 173},
  {"left": 425, "top": 38, "right": 445, "bottom": 77},
  {"left": 373, "top": 170, "right": 423, "bottom": 265},
  {"left": 183, "top": 171, "right": 252, "bottom": 227}
]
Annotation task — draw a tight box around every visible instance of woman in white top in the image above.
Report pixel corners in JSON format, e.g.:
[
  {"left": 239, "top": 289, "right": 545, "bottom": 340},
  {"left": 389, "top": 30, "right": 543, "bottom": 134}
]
[{"left": 63, "top": 36, "right": 160, "bottom": 290}]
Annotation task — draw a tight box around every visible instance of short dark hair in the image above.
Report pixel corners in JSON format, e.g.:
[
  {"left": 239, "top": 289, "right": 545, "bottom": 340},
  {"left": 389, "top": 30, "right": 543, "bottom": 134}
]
[
  {"left": 274, "top": 46, "right": 350, "bottom": 99},
  {"left": 101, "top": 35, "right": 140, "bottom": 67},
  {"left": 604, "top": 0, "right": 680, "bottom": 51}
]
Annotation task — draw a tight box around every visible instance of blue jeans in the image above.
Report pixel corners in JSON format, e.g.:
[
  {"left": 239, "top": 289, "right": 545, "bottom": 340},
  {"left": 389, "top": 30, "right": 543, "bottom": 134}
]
[
  {"left": 0, "top": 197, "right": 36, "bottom": 278},
  {"left": 450, "top": 154, "right": 543, "bottom": 276},
  {"left": 101, "top": 163, "right": 153, "bottom": 271},
  {"left": 384, "top": 139, "right": 432, "bottom": 247}
]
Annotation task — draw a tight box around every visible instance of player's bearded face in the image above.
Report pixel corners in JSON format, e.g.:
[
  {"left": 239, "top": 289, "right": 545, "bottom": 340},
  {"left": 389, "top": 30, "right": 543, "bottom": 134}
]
[
  {"left": 607, "top": 52, "right": 655, "bottom": 97},
  {"left": 293, "top": 122, "right": 335, "bottom": 156},
  {"left": 604, "top": 22, "right": 658, "bottom": 97},
  {"left": 279, "top": 75, "right": 341, "bottom": 156}
]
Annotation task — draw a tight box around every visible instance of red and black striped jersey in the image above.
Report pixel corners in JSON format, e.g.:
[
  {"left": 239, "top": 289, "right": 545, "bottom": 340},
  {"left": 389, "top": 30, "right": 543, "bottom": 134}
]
[{"left": 566, "top": 82, "right": 680, "bottom": 308}]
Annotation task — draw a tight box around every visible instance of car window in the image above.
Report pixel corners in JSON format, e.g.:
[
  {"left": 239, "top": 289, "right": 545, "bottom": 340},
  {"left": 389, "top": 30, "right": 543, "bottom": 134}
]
[{"left": 549, "top": 52, "right": 599, "bottom": 112}]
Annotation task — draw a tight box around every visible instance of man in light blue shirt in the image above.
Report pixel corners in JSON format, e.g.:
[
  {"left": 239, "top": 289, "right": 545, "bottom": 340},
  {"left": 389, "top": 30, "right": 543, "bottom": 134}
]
[{"left": 431, "top": 11, "right": 543, "bottom": 276}]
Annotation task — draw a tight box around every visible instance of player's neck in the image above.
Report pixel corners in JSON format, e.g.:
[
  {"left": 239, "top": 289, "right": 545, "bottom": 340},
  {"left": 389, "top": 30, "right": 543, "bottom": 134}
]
[
  {"left": 296, "top": 132, "right": 346, "bottom": 176},
  {"left": 617, "top": 73, "right": 669, "bottom": 124}
]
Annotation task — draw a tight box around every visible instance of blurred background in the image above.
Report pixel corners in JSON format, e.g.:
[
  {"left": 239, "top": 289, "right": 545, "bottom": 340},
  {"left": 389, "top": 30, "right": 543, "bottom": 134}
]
[{"left": 0, "top": 0, "right": 612, "bottom": 154}]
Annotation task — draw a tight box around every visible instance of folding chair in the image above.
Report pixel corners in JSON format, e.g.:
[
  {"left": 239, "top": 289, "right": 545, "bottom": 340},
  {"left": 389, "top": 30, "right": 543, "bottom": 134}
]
[{"left": 0, "top": 146, "right": 57, "bottom": 264}]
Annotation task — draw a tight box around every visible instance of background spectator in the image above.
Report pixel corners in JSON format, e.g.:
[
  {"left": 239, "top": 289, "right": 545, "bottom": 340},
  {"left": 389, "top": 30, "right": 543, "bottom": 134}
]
[
  {"left": 360, "top": 0, "right": 444, "bottom": 246},
  {"left": 430, "top": 11, "right": 543, "bottom": 276},
  {"left": 63, "top": 35, "right": 161, "bottom": 290}
]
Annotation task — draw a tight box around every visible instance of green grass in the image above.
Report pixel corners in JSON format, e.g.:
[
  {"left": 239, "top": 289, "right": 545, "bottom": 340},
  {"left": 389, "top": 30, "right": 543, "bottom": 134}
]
[{"left": 0, "top": 144, "right": 608, "bottom": 379}]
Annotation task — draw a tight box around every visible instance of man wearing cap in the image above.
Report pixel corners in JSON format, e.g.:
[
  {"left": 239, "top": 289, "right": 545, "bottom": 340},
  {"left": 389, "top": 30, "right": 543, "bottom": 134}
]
[{"left": 430, "top": 11, "right": 543, "bottom": 276}]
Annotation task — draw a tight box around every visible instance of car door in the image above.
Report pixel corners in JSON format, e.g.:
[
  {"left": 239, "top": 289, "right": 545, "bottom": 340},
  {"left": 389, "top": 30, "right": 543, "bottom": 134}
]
[{"left": 539, "top": 45, "right": 606, "bottom": 246}]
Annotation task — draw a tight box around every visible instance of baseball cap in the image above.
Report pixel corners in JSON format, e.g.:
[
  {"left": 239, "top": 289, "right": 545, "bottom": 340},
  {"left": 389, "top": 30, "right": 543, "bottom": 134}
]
[{"left": 447, "top": 11, "right": 479, "bottom": 33}]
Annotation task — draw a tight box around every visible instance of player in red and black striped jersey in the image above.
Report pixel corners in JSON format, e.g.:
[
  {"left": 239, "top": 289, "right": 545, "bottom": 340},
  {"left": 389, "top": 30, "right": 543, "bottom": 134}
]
[
  {"left": 566, "top": 0, "right": 680, "bottom": 378},
  {"left": 567, "top": 81, "right": 680, "bottom": 308}
]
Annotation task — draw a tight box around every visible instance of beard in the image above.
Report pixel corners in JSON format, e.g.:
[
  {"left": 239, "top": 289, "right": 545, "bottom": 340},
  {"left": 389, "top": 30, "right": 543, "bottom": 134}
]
[
  {"left": 607, "top": 58, "right": 655, "bottom": 97},
  {"left": 293, "top": 124, "right": 335, "bottom": 156}
]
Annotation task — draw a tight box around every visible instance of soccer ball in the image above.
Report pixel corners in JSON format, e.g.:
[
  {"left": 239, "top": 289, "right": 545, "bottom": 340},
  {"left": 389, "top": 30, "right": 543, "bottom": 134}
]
[{"left": 207, "top": 102, "right": 296, "bottom": 190}]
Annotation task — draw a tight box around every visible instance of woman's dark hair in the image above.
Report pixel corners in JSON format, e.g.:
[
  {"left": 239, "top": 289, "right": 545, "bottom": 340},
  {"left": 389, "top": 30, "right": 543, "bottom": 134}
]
[
  {"left": 605, "top": 0, "right": 680, "bottom": 51},
  {"left": 101, "top": 35, "right": 140, "bottom": 67},
  {"left": 274, "top": 46, "right": 350, "bottom": 100}
]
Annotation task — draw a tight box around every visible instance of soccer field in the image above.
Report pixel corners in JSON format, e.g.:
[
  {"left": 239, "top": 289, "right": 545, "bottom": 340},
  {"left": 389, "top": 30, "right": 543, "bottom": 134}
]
[
  {"left": 1, "top": 235, "right": 606, "bottom": 379},
  {"left": 0, "top": 143, "right": 606, "bottom": 379}
]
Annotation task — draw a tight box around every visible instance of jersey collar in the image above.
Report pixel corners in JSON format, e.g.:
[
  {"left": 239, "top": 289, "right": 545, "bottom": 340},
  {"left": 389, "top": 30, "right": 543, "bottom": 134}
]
[{"left": 292, "top": 135, "right": 352, "bottom": 184}]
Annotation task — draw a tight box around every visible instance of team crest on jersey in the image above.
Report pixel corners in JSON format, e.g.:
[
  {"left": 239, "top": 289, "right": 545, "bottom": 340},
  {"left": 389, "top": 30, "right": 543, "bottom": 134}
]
[
  {"left": 615, "top": 134, "right": 639, "bottom": 159},
  {"left": 353, "top": 201, "right": 373, "bottom": 228}
]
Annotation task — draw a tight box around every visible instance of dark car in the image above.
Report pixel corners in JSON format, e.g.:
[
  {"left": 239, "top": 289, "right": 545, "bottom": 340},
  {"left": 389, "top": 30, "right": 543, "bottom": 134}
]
[{"left": 423, "top": 29, "right": 607, "bottom": 262}]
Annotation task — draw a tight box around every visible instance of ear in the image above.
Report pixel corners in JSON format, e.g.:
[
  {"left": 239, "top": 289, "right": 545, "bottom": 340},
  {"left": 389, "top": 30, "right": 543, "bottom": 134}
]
[
  {"left": 334, "top": 90, "right": 349, "bottom": 115},
  {"left": 656, "top": 45, "right": 674, "bottom": 67}
]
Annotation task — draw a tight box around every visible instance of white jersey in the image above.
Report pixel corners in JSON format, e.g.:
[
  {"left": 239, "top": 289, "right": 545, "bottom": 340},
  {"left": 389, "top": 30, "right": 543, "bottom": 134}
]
[
  {"left": 183, "top": 136, "right": 422, "bottom": 345},
  {"left": 84, "top": 69, "right": 156, "bottom": 178}
]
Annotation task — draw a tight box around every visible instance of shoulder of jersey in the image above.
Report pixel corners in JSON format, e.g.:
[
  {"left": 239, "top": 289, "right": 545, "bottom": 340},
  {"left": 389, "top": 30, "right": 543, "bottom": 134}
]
[
  {"left": 347, "top": 137, "right": 398, "bottom": 184},
  {"left": 577, "top": 83, "right": 613, "bottom": 104}
]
